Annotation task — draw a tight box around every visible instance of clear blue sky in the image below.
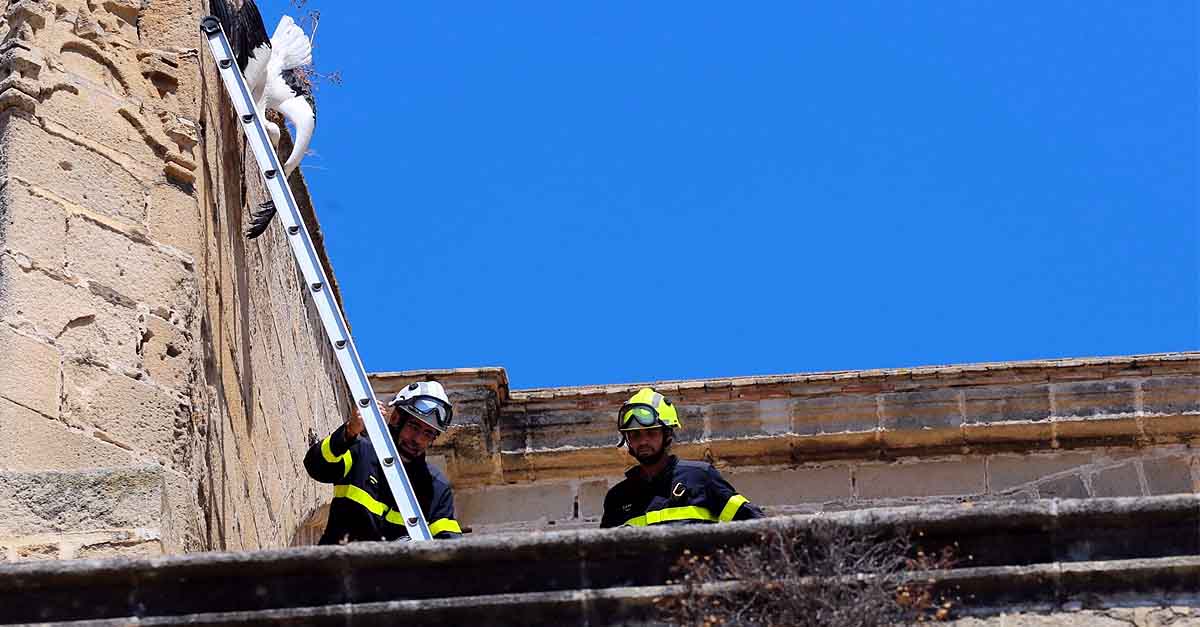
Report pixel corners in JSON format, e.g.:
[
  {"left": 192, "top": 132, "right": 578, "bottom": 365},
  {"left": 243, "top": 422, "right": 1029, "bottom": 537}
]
[{"left": 256, "top": 1, "right": 1197, "bottom": 389}]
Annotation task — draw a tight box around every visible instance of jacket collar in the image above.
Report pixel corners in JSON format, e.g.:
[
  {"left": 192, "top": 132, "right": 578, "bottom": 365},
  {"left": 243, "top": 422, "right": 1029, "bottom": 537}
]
[{"left": 625, "top": 454, "right": 678, "bottom": 483}]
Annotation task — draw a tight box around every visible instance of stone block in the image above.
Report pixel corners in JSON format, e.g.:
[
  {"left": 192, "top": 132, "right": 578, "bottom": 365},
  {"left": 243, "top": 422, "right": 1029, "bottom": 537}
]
[
  {"left": 137, "top": 0, "right": 205, "bottom": 62},
  {"left": 36, "top": 86, "right": 164, "bottom": 171},
  {"left": 756, "top": 398, "right": 793, "bottom": 435},
  {"left": 0, "top": 396, "right": 131, "bottom": 470},
  {"left": 1141, "top": 375, "right": 1200, "bottom": 415},
  {"left": 726, "top": 465, "right": 852, "bottom": 505},
  {"left": 141, "top": 313, "right": 190, "bottom": 387},
  {"left": 1091, "top": 463, "right": 1143, "bottom": 498},
  {"left": 1142, "top": 457, "right": 1195, "bottom": 495},
  {"left": 76, "top": 539, "right": 163, "bottom": 559},
  {"left": 0, "top": 466, "right": 164, "bottom": 536},
  {"left": 0, "top": 257, "right": 141, "bottom": 370},
  {"left": 963, "top": 420, "right": 1053, "bottom": 446},
  {"left": 62, "top": 361, "right": 184, "bottom": 458},
  {"left": 515, "top": 412, "right": 609, "bottom": 451},
  {"left": 66, "top": 215, "right": 194, "bottom": 311},
  {"left": 0, "top": 180, "right": 68, "bottom": 272},
  {"left": 1037, "top": 474, "right": 1088, "bottom": 499},
  {"left": 704, "top": 401, "right": 763, "bottom": 438},
  {"left": 14, "top": 543, "right": 59, "bottom": 560},
  {"left": 881, "top": 389, "right": 963, "bottom": 431},
  {"left": 0, "top": 325, "right": 59, "bottom": 416},
  {"left": 1053, "top": 415, "right": 1140, "bottom": 444},
  {"left": 790, "top": 394, "right": 877, "bottom": 436},
  {"left": 1052, "top": 380, "right": 1136, "bottom": 418},
  {"left": 855, "top": 459, "right": 985, "bottom": 499},
  {"left": 578, "top": 479, "right": 613, "bottom": 520},
  {"left": 2, "top": 116, "right": 147, "bottom": 223},
  {"left": 455, "top": 483, "right": 575, "bottom": 526},
  {"left": 146, "top": 182, "right": 200, "bottom": 261},
  {"left": 963, "top": 384, "right": 1051, "bottom": 424},
  {"left": 988, "top": 452, "right": 1093, "bottom": 493}
]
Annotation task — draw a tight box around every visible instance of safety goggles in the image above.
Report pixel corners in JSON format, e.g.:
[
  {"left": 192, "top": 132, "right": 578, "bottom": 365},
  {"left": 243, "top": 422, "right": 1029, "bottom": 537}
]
[
  {"left": 619, "top": 404, "right": 661, "bottom": 430},
  {"left": 393, "top": 396, "right": 453, "bottom": 431}
]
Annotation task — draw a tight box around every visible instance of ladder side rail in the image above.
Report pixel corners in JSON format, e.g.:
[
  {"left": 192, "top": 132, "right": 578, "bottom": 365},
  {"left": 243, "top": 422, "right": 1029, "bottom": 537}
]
[{"left": 200, "top": 18, "right": 433, "bottom": 541}]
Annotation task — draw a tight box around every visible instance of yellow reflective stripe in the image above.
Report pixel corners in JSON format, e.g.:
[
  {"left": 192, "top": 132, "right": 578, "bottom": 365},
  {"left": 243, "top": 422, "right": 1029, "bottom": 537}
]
[
  {"left": 623, "top": 505, "right": 717, "bottom": 527},
  {"left": 321, "top": 436, "right": 353, "bottom": 478},
  {"left": 428, "top": 518, "right": 462, "bottom": 535},
  {"left": 333, "top": 484, "right": 393, "bottom": 520},
  {"left": 718, "top": 494, "right": 749, "bottom": 522}
]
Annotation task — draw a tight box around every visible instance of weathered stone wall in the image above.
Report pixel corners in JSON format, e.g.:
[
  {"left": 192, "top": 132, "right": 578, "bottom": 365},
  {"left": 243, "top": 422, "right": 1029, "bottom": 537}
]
[
  {"left": 370, "top": 354, "right": 1199, "bottom": 535},
  {"left": 0, "top": 0, "right": 350, "bottom": 559}
]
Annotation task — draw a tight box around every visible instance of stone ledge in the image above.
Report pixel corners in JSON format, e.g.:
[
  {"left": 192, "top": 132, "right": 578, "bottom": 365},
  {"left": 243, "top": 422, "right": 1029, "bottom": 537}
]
[
  {"left": 29, "top": 559, "right": 1200, "bottom": 626},
  {"left": 0, "top": 496, "right": 1194, "bottom": 624},
  {"left": 369, "top": 354, "right": 1199, "bottom": 490}
]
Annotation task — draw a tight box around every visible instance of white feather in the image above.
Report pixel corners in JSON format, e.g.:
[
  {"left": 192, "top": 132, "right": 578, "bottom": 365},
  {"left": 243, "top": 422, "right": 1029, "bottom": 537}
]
[
  {"left": 269, "top": 15, "right": 312, "bottom": 72},
  {"left": 243, "top": 43, "right": 272, "bottom": 103}
]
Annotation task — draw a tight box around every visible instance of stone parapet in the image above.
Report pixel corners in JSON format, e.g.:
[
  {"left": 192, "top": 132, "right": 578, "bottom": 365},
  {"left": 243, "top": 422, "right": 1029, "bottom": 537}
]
[
  {"left": 370, "top": 353, "right": 1199, "bottom": 534},
  {"left": 0, "top": 495, "right": 1195, "bottom": 625}
]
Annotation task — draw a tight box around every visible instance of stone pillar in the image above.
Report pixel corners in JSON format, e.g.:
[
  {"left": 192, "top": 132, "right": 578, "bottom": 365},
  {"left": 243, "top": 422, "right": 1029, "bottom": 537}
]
[
  {"left": 0, "top": 0, "right": 204, "bottom": 560},
  {"left": 0, "top": 0, "right": 351, "bottom": 559}
]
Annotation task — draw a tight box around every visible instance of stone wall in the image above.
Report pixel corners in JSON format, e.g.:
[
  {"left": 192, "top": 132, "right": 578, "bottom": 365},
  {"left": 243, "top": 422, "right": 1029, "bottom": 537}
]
[
  {"left": 0, "top": 0, "right": 350, "bottom": 559},
  {"left": 369, "top": 353, "right": 1199, "bottom": 535}
]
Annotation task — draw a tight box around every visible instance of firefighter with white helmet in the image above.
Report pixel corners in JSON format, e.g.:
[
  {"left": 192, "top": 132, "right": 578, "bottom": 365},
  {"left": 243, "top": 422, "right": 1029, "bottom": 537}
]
[
  {"left": 601, "top": 387, "right": 764, "bottom": 528},
  {"left": 304, "top": 380, "right": 462, "bottom": 543}
]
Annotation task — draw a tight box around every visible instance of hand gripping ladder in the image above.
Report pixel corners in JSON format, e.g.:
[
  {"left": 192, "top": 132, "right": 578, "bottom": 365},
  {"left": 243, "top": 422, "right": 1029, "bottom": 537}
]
[{"left": 200, "top": 17, "right": 433, "bottom": 541}]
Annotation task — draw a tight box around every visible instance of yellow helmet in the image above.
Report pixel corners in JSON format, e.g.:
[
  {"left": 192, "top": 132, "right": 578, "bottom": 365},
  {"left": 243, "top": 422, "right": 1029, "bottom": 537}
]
[{"left": 617, "top": 387, "right": 681, "bottom": 432}]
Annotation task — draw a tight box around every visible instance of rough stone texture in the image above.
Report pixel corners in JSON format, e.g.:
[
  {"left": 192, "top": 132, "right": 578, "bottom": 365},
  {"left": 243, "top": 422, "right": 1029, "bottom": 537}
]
[
  {"left": 456, "top": 482, "right": 575, "bottom": 526},
  {"left": 1143, "top": 456, "right": 1196, "bottom": 495},
  {"left": 1038, "top": 474, "right": 1089, "bottom": 499},
  {"left": 856, "top": 459, "right": 987, "bottom": 499},
  {"left": 0, "top": 396, "right": 131, "bottom": 470},
  {"left": 988, "top": 452, "right": 1093, "bottom": 493},
  {"left": 0, "top": 0, "right": 350, "bottom": 559},
  {"left": 727, "top": 465, "right": 853, "bottom": 506},
  {"left": 1091, "top": 462, "right": 1143, "bottom": 498},
  {"left": 0, "top": 466, "right": 164, "bottom": 536},
  {"left": 0, "top": 324, "right": 58, "bottom": 416}
]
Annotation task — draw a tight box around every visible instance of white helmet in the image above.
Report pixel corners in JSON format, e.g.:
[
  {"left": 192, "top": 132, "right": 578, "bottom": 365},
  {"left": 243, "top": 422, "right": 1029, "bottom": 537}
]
[{"left": 389, "top": 380, "right": 453, "bottom": 433}]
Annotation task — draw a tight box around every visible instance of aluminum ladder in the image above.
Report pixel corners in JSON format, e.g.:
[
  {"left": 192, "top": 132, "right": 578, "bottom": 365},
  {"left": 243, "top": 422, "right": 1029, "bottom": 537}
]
[{"left": 200, "top": 16, "right": 433, "bottom": 541}]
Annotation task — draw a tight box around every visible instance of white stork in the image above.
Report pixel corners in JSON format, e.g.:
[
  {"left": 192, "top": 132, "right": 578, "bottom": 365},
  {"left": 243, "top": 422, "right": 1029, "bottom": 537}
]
[{"left": 209, "top": 0, "right": 316, "bottom": 239}]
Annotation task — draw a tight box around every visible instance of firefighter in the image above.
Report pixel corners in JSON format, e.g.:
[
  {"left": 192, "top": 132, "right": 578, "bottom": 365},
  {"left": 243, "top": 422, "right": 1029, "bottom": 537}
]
[
  {"left": 600, "top": 388, "right": 765, "bottom": 528},
  {"left": 304, "top": 380, "right": 462, "bottom": 543}
]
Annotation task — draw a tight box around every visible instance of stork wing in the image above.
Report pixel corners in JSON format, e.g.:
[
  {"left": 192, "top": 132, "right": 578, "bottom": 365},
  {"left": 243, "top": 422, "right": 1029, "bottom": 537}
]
[
  {"left": 243, "top": 43, "right": 272, "bottom": 101},
  {"left": 268, "top": 15, "right": 312, "bottom": 72}
]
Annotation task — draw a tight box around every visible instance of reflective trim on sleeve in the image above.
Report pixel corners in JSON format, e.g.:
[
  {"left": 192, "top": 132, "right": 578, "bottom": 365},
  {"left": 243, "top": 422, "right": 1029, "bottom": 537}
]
[
  {"left": 718, "top": 494, "right": 749, "bottom": 522},
  {"left": 333, "top": 485, "right": 425, "bottom": 529},
  {"left": 428, "top": 518, "right": 462, "bottom": 536},
  {"left": 333, "top": 484, "right": 389, "bottom": 517},
  {"left": 623, "top": 505, "right": 717, "bottom": 527},
  {"left": 321, "top": 436, "right": 353, "bottom": 478}
]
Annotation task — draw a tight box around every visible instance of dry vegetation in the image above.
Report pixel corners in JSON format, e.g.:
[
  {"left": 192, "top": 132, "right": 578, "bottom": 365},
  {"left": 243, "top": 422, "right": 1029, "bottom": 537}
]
[{"left": 657, "top": 523, "right": 959, "bottom": 626}]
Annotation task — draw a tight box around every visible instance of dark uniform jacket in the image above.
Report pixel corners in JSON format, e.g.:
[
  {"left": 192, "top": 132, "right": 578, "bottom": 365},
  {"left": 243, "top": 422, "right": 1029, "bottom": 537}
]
[
  {"left": 600, "top": 455, "right": 764, "bottom": 528},
  {"left": 304, "top": 424, "right": 462, "bottom": 543}
]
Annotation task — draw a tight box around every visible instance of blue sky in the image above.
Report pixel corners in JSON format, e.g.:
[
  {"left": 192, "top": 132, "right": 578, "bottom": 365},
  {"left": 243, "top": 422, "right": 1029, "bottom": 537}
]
[{"left": 256, "top": 1, "right": 1197, "bottom": 389}]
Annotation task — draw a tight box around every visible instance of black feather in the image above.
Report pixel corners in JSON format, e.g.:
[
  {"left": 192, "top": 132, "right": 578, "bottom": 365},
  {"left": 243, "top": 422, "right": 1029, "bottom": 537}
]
[
  {"left": 245, "top": 201, "right": 277, "bottom": 239},
  {"left": 280, "top": 69, "right": 317, "bottom": 119},
  {"left": 208, "top": 0, "right": 270, "bottom": 72}
]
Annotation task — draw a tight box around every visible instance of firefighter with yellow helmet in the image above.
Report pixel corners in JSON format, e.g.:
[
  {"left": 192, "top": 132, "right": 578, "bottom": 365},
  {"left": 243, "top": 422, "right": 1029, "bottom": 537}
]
[{"left": 600, "top": 387, "right": 764, "bottom": 528}]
